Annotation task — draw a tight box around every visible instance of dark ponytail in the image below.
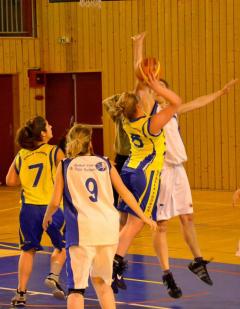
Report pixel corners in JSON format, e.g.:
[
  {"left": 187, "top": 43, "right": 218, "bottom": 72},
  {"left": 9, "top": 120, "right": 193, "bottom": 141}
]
[{"left": 16, "top": 116, "right": 46, "bottom": 150}]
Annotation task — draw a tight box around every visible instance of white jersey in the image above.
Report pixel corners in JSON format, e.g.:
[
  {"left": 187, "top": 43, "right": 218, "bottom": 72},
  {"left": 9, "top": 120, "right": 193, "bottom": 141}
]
[
  {"left": 158, "top": 106, "right": 187, "bottom": 165},
  {"left": 62, "top": 156, "right": 119, "bottom": 247}
]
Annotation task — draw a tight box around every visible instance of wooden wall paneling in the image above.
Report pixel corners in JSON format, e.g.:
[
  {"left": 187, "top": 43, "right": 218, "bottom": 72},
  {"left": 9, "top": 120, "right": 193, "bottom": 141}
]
[
  {"left": 157, "top": 0, "right": 166, "bottom": 78},
  {"left": 164, "top": 0, "right": 172, "bottom": 86},
  {"left": 76, "top": 3, "right": 84, "bottom": 69},
  {"left": 119, "top": 1, "right": 127, "bottom": 91},
  {"left": 198, "top": 0, "right": 208, "bottom": 188},
  {"left": 41, "top": 1, "right": 50, "bottom": 69},
  {"left": 28, "top": 39, "right": 37, "bottom": 116},
  {"left": 234, "top": 0, "right": 240, "bottom": 188},
  {"left": 205, "top": 0, "right": 215, "bottom": 189},
  {"left": 3, "top": 40, "right": 11, "bottom": 72},
  {"left": 101, "top": 2, "right": 114, "bottom": 158},
  {"left": 144, "top": 0, "right": 152, "bottom": 57},
  {"left": 112, "top": 1, "right": 121, "bottom": 92},
  {"left": 125, "top": 0, "right": 134, "bottom": 90},
  {"left": 177, "top": 0, "right": 187, "bottom": 154},
  {"left": 192, "top": 0, "right": 201, "bottom": 188},
  {"left": 64, "top": 5, "right": 73, "bottom": 71},
  {"left": 171, "top": 0, "right": 179, "bottom": 94},
  {"left": 20, "top": 40, "right": 29, "bottom": 122},
  {"left": 184, "top": 1, "right": 195, "bottom": 187},
  {"left": 82, "top": 7, "right": 90, "bottom": 71},
  {"left": 212, "top": 0, "right": 222, "bottom": 190},
  {"left": 226, "top": 0, "right": 236, "bottom": 190},
  {"left": 219, "top": 0, "right": 229, "bottom": 190},
  {"left": 137, "top": 0, "right": 145, "bottom": 34},
  {"left": 151, "top": 0, "right": 159, "bottom": 61},
  {"left": 9, "top": 40, "right": 17, "bottom": 73},
  {"left": 131, "top": 0, "right": 138, "bottom": 43},
  {"left": 47, "top": 3, "right": 56, "bottom": 70},
  {"left": 53, "top": 3, "right": 61, "bottom": 70},
  {"left": 90, "top": 6, "right": 99, "bottom": 69},
  {"left": 70, "top": 4, "right": 79, "bottom": 70},
  {"left": 94, "top": 5, "right": 102, "bottom": 70}
]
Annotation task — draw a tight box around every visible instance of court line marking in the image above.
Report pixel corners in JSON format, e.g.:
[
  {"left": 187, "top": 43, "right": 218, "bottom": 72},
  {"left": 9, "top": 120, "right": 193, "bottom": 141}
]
[
  {"left": 1, "top": 243, "right": 239, "bottom": 277},
  {"left": 0, "top": 206, "right": 19, "bottom": 212},
  {"left": 0, "top": 287, "right": 169, "bottom": 309},
  {"left": 125, "top": 277, "right": 163, "bottom": 285}
]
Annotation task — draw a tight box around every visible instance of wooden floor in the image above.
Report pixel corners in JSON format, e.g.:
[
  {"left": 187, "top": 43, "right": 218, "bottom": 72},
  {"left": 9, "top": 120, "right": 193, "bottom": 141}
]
[{"left": 0, "top": 186, "right": 240, "bottom": 264}]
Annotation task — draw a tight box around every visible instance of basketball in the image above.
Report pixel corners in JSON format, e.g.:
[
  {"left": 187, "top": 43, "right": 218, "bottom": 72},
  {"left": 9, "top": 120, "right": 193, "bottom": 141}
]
[{"left": 135, "top": 57, "right": 161, "bottom": 82}]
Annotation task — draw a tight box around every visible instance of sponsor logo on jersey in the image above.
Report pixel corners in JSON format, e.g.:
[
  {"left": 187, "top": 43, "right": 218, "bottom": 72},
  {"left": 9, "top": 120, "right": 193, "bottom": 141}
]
[{"left": 96, "top": 161, "right": 107, "bottom": 171}]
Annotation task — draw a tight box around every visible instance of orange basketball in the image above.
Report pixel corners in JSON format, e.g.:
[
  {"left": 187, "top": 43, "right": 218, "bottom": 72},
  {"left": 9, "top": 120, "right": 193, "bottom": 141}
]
[{"left": 135, "top": 57, "right": 161, "bottom": 82}]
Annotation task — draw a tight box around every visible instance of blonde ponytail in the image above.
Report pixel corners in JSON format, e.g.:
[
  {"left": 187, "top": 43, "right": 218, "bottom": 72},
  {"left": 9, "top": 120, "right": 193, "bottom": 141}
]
[{"left": 66, "top": 124, "right": 92, "bottom": 158}]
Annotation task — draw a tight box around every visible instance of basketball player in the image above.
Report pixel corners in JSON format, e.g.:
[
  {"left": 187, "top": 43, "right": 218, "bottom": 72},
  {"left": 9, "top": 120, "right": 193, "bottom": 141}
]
[
  {"left": 6, "top": 116, "right": 66, "bottom": 306},
  {"left": 110, "top": 72, "right": 182, "bottom": 294},
  {"left": 103, "top": 94, "right": 130, "bottom": 227},
  {"left": 130, "top": 32, "right": 239, "bottom": 298},
  {"left": 42, "top": 124, "right": 157, "bottom": 309}
]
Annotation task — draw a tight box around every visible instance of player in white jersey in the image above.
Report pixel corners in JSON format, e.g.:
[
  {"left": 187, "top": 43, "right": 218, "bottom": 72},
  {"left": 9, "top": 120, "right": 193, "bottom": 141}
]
[
  {"left": 42, "top": 124, "right": 157, "bottom": 309},
  {"left": 133, "top": 32, "right": 239, "bottom": 298}
]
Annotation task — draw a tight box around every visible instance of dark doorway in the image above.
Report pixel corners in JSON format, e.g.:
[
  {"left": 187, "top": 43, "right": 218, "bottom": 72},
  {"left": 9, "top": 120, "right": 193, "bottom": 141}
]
[
  {"left": 45, "top": 72, "right": 103, "bottom": 155},
  {"left": 0, "top": 75, "right": 15, "bottom": 184}
]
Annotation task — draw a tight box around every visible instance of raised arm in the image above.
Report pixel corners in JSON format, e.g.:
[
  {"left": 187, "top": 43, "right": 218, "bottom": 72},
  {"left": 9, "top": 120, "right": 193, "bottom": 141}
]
[
  {"left": 177, "top": 79, "right": 239, "bottom": 115},
  {"left": 146, "top": 73, "right": 182, "bottom": 135},
  {"left": 110, "top": 164, "right": 157, "bottom": 230},
  {"left": 132, "top": 32, "right": 146, "bottom": 73}
]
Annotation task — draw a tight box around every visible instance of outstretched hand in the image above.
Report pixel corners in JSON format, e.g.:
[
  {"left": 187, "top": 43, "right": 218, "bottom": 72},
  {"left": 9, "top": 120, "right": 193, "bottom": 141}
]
[
  {"left": 145, "top": 72, "right": 161, "bottom": 93},
  {"left": 131, "top": 31, "right": 147, "bottom": 41},
  {"left": 143, "top": 216, "right": 158, "bottom": 231},
  {"left": 232, "top": 189, "right": 240, "bottom": 207},
  {"left": 221, "top": 78, "right": 239, "bottom": 95}
]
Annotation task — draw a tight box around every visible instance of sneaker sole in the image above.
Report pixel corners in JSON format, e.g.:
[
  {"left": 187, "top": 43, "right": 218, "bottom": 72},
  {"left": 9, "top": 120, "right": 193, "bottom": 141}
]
[
  {"left": 188, "top": 266, "right": 213, "bottom": 286},
  {"left": 11, "top": 303, "right": 26, "bottom": 307},
  {"left": 44, "top": 279, "right": 65, "bottom": 300}
]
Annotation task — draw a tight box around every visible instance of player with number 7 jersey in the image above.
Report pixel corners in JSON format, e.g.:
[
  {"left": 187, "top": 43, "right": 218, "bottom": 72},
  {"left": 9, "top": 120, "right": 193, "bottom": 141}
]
[
  {"left": 15, "top": 143, "right": 59, "bottom": 205},
  {"left": 6, "top": 116, "right": 66, "bottom": 306}
]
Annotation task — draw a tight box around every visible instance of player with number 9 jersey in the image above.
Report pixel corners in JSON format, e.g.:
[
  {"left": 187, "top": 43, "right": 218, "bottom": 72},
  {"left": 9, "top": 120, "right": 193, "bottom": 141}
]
[{"left": 62, "top": 155, "right": 120, "bottom": 247}]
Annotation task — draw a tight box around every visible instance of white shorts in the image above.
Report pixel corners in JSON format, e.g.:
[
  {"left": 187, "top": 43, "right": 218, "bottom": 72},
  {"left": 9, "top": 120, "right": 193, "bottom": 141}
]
[
  {"left": 66, "top": 244, "right": 117, "bottom": 290},
  {"left": 157, "top": 163, "right": 193, "bottom": 221}
]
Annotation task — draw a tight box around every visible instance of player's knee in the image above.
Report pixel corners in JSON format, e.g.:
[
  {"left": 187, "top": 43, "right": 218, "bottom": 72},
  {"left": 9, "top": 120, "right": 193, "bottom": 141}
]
[
  {"left": 68, "top": 288, "right": 85, "bottom": 296},
  {"left": 180, "top": 214, "right": 194, "bottom": 226},
  {"left": 157, "top": 221, "right": 168, "bottom": 233},
  {"left": 91, "top": 276, "right": 105, "bottom": 285}
]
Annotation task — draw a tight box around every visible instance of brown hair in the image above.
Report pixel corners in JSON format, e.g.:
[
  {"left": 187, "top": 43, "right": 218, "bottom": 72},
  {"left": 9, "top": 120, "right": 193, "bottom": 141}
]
[{"left": 16, "top": 116, "right": 47, "bottom": 150}]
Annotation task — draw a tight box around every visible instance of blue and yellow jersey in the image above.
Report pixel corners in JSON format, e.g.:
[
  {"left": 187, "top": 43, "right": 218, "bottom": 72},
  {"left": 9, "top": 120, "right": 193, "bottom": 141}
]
[
  {"left": 123, "top": 104, "right": 165, "bottom": 171},
  {"left": 120, "top": 103, "right": 166, "bottom": 218},
  {"left": 15, "top": 144, "right": 59, "bottom": 205}
]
